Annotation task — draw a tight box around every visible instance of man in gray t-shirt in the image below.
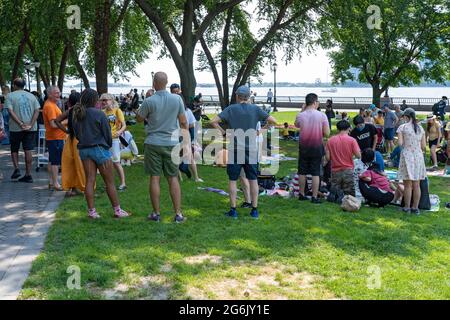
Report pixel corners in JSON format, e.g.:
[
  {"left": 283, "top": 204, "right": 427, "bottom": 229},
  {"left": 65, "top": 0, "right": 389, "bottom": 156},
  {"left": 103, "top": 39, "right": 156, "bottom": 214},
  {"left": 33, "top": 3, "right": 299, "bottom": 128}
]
[
  {"left": 136, "top": 72, "right": 188, "bottom": 224},
  {"left": 4, "top": 78, "right": 40, "bottom": 182},
  {"left": 211, "top": 85, "right": 276, "bottom": 220},
  {"left": 383, "top": 105, "right": 398, "bottom": 154}
]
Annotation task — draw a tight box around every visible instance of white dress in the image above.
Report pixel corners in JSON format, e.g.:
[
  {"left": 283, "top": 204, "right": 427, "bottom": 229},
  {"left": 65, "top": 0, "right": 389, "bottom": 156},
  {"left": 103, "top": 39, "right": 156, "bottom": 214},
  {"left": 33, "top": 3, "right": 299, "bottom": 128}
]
[{"left": 397, "top": 122, "right": 427, "bottom": 181}]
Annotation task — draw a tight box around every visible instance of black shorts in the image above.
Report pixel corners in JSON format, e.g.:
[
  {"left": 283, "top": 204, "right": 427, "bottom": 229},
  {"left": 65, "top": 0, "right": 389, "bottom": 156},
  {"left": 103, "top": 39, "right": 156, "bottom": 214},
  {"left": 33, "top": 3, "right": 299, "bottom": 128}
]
[
  {"left": 298, "top": 147, "right": 324, "bottom": 177},
  {"left": 298, "top": 156, "right": 322, "bottom": 176},
  {"left": 10, "top": 131, "right": 37, "bottom": 153},
  {"left": 429, "top": 138, "right": 439, "bottom": 149}
]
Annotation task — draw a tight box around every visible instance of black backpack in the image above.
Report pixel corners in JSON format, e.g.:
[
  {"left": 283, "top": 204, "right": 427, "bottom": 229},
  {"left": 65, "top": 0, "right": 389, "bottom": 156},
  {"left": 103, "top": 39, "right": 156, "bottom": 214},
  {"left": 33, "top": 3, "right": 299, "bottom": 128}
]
[{"left": 401, "top": 178, "right": 431, "bottom": 210}]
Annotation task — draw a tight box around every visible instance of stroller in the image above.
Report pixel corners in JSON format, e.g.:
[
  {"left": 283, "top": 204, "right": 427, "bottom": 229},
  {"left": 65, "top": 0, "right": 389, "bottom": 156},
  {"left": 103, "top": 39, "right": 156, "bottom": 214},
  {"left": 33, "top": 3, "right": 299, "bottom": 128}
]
[{"left": 374, "top": 125, "right": 386, "bottom": 154}]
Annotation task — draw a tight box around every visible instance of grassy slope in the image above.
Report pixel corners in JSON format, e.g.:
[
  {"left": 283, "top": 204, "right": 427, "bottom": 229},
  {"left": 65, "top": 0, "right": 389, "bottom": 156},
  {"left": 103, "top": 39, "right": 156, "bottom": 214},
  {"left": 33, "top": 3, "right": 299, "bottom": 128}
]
[{"left": 20, "top": 113, "right": 450, "bottom": 300}]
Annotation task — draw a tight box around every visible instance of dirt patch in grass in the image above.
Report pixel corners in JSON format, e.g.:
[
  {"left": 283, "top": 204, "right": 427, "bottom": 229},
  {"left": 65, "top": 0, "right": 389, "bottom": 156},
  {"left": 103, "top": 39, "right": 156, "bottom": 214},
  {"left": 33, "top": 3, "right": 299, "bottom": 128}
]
[
  {"left": 186, "top": 262, "right": 338, "bottom": 300},
  {"left": 184, "top": 254, "right": 223, "bottom": 265},
  {"left": 89, "top": 274, "right": 172, "bottom": 300}
]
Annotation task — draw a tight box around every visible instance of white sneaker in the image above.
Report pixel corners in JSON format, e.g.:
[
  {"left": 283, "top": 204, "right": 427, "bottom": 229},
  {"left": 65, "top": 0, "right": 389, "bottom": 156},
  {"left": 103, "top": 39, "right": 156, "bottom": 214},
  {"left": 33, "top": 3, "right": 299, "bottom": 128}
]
[
  {"left": 88, "top": 211, "right": 101, "bottom": 219},
  {"left": 114, "top": 209, "right": 130, "bottom": 218},
  {"left": 195, "top": 178, "right": 204, "bottom": 183}
]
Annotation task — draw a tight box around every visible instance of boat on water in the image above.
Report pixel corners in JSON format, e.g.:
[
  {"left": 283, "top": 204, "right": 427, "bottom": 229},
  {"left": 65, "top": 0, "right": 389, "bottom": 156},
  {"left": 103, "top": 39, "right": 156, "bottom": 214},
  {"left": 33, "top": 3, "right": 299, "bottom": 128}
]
[{"left": 322, "top": 87, "right": 338, "bottom": 93}]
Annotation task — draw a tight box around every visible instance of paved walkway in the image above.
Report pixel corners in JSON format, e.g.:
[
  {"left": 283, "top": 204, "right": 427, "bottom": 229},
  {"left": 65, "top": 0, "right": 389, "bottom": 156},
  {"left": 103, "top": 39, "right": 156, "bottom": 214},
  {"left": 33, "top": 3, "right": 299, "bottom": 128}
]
[{"left": 0, "top": 145, "right": 65, "bottom": 300}]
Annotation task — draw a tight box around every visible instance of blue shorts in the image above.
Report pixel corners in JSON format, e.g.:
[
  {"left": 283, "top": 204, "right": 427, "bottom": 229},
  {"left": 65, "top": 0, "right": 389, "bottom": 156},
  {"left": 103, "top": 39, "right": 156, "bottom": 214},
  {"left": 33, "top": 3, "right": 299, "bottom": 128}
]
[
  {"left": 47, "top": 140, "right": 64, "bottom": 165},
  {"left": 79, "top": 146, "right": 112, "bottom": 166},
  {"left": 384, "top": 128, "right": 395, "bottom": 140},
  {"left": 227, "top": 164, "right": 258, "bottom": 181}
]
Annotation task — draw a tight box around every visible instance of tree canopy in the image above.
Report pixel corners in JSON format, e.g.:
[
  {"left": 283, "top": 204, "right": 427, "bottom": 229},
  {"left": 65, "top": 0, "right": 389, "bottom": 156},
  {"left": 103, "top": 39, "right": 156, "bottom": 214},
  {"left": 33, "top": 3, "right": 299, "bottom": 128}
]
[{"left": 318, "top": 0, "right": 450, "bottom": 105}]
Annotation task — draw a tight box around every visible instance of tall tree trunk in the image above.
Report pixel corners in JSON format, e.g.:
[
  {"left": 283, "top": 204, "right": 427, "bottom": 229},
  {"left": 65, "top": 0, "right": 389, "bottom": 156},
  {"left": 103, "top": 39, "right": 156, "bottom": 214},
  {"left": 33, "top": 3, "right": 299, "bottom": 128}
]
[
  {"left": 49, "top": 50, "right": 57, "bottom": 86},
  {"left": 26, "top": 37, "right": 49, "bottom": 89},
  {"left": 372, "top": 84, "right": 382, "bottom": 107},
  {"left": 180, "top": 48, "right": 197, "bottom": 104},
  {"left": 198, "top": 36, "right": 224, "bottom": 108},
  {"left": 11, "top": 26, "right": 30, "bottom": 88},
  {"left": 94, "top": 0, "right": 111, "bottom": 94},
  {"left": 71, "top": 50, "right": 90, "bottom": 90},
  {"left": 0, "top": 71, "right": 6, "bottom": 87},
  {"left": 57, "top": 44, "right": 70, "bottom": 92},
  {"left": 221, "top": 9, "right": 233, "bottom": 109}
]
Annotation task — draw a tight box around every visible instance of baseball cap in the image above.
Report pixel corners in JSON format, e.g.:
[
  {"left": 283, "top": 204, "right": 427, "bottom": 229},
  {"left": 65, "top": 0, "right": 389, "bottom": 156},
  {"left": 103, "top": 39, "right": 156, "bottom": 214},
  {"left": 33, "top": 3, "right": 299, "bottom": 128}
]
[
  {"left": 369, "top": 104, "right": 376, "bottom": 110},
  {"left": 236, "top": 85, "right": 251, "bottom": 98}
]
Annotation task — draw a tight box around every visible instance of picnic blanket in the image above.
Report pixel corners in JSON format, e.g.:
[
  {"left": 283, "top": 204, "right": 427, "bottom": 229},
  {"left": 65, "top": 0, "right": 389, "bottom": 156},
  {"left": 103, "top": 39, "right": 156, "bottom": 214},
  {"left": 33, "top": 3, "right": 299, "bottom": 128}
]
[{"left": 198, "top": 187, "right": 229, "bottom": 196}]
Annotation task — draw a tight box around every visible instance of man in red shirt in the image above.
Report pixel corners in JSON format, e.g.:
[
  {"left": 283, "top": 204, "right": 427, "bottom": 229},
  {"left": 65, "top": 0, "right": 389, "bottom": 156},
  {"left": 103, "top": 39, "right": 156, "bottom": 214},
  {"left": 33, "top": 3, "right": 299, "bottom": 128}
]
[{"left": 325, "top": 120, "right": 361, "bottom": 196}]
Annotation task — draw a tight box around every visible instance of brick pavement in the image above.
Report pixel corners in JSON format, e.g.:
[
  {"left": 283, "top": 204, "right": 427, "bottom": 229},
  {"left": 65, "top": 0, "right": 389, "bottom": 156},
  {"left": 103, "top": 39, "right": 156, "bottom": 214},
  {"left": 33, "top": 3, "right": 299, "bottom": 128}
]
[{"left": 0, "top": 146, "right": 64, "bottom": 299}]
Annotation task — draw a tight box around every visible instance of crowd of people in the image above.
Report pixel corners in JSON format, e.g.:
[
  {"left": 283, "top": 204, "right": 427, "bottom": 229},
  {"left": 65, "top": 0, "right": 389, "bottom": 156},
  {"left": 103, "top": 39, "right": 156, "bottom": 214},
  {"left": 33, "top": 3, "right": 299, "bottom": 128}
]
[
  {"left": 295, "top": 94, "right": 449, "bottom": 214},
  {"left": 0, "top": 74, "right": 449, "bottom": 219}
]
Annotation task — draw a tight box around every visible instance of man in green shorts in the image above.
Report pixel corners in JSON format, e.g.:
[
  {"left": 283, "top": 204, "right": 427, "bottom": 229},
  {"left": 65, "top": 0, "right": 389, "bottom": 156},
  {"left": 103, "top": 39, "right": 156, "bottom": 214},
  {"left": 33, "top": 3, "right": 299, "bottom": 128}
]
[{"left": 137, "top": 72, "right": 189, "bottom": 223}]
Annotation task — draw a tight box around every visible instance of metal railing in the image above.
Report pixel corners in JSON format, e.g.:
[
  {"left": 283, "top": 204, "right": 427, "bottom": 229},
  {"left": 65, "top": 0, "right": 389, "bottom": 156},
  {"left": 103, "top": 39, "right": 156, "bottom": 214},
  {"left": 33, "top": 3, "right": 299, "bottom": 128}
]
[{"left": 201, "top": 95, "right": 441, "bottom": 106}]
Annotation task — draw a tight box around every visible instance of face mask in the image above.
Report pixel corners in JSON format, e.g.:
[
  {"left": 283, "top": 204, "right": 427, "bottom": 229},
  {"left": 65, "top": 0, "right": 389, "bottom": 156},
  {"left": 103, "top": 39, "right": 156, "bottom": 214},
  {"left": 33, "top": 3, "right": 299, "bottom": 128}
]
[{"left": 357, "top": 124, "right": 365, "bottom": 131}]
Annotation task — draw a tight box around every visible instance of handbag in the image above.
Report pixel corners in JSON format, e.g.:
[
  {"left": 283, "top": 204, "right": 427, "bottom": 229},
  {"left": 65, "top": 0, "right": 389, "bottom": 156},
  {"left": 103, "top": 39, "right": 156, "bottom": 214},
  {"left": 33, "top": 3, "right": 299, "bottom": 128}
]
[
  {"left": 119, "top": 135, "right": 129, "bottom": 148},
  {"left": 341, "top": 195, "right": 361, "bottom": 212}
]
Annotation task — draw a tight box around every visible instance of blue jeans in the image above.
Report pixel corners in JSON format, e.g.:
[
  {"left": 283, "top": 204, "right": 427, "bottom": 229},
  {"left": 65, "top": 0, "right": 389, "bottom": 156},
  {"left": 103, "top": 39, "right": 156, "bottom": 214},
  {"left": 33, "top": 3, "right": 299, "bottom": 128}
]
[
  {"left": 374, "top": 151, "right": 385, "bottom": 172},
  {"left": 390, "top": 146, "right": 402, "bottom": 168}
]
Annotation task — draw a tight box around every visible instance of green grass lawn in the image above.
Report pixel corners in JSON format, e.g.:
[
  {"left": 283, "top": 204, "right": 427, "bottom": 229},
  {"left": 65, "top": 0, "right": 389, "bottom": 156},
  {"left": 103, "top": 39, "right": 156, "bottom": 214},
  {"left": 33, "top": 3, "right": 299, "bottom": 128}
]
[{"left": 20, "top": 117, "right": 450, "bottom": 300}]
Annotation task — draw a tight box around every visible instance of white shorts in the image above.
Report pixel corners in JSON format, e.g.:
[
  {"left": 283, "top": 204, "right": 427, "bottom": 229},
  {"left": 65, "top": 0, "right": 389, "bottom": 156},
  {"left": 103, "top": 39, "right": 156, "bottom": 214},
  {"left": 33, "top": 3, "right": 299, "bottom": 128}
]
[{"left": 111, "top": 139, "right": 121, "bottom": 163}]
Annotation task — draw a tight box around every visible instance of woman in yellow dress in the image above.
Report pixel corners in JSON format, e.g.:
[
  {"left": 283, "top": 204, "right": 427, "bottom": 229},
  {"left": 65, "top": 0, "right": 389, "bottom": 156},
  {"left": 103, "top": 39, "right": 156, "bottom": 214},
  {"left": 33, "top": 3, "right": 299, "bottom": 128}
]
[{"left": 54, "top": 92, "right": 86, "bottom": 196}]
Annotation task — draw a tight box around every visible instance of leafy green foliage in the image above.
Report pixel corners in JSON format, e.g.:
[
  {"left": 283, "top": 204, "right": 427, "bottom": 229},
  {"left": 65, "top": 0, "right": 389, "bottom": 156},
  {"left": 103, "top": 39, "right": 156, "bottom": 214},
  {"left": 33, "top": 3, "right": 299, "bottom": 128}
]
[{"left": 318, "top": 0, "right": 450, "bottom": 102}]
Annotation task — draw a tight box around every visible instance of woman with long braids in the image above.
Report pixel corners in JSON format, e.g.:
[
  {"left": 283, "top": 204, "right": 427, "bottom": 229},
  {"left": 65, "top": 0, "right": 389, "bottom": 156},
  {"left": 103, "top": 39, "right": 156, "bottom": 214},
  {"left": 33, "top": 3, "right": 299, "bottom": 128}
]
[
  {"left": 72, "top": 89, "right": 130, "bottom": 219},
  {"left": 397, "top": 108, "right": 427, "bottom": 215}
]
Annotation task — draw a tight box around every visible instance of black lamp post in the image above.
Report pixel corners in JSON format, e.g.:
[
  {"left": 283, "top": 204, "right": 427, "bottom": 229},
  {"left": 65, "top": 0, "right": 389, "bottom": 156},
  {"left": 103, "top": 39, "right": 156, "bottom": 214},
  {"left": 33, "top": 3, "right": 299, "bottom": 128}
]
[
  {"left": 272, "top": 62, "right": 278, "bottom": 112},
  {"left": 151, "top": 72, "right": 155, "bottom": 86},
  {"left": 34, "top": 60, "right": 41, "bottom": 95},
  {"left": 24, "top": 62, "right": 31, "bottom": 91}
]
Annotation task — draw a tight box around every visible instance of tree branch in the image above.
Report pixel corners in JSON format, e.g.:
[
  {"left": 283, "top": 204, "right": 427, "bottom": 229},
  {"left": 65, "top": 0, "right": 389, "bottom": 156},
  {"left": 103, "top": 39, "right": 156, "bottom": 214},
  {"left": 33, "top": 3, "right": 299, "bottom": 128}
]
[
  {"left": 194, "top": 0, "right": 245, "bottom": 43},
  {"left": 111, "top": 0, "right": 131, "bottom": 33},
  {"left": 135, "top": 0, "right": 185, "bottom": 73}
]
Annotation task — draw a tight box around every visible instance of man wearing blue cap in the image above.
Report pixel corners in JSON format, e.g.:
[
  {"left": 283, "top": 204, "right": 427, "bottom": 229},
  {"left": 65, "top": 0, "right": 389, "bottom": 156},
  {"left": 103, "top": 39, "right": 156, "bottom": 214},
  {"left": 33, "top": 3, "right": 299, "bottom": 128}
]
[{"left": 211, "top": 85, "right": 277, "bottom": 219}]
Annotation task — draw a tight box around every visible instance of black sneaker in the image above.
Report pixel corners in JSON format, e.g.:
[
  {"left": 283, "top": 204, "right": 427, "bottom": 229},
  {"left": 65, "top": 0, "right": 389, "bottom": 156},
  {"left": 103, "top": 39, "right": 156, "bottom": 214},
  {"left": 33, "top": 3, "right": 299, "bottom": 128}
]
[
  {"left": 311, "top": 197, "right": 322, "bottom": 204},
  {"left": 240, "top": 202, "right": 252, "bottom": 208},
  {"left": 148, "top": 213, "right": 161, "bottom": 222},
  {"left": 11, "top": 169, "right": 21, "bottom": 180},
  {"left": 18, "top": 175, "right": 33, "bottom": 183},
  {"left": 298, "top": 193, "right": 308, "bottom": 201},
  {"left": 410, "top": 209, "right": 421, "bottom": 216},
  {"left": 174, "top": 214, "right": 186, "bottom": 223}
]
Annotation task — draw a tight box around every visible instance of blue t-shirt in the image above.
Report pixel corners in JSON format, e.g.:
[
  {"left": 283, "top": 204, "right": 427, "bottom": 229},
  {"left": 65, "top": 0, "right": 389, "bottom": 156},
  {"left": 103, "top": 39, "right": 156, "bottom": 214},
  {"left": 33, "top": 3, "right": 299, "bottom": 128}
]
[{"left": 219, "top": 103, "right": 269, "bottom": 152}]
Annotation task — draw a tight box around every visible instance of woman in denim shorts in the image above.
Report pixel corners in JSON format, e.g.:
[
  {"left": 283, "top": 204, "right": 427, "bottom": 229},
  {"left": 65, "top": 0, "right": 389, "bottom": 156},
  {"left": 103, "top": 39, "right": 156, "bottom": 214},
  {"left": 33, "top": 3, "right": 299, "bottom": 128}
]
[{"left": 72, "top": 89, "right": 130, "bottom": 219}]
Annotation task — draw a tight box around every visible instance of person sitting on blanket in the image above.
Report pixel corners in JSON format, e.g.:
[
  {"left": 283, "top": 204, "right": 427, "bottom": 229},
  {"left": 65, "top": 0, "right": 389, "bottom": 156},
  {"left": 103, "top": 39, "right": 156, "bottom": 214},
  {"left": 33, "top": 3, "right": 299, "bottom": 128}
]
[{"left": 359, "top": 148, "right": 404, "bottom": 207}]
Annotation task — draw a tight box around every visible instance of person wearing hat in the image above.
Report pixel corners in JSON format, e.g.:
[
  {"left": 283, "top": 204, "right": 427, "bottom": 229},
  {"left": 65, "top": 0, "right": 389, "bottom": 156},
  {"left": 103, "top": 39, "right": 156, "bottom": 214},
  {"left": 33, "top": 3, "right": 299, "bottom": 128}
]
[
  {"left": 425, "top": 114, "right": 442, "bottom": 171},
  {"left": 210, "top": 85, "right": 277, "bottom": 219},
  {"left": 368, "top": 104, "right": 379, "bottom": 118},
  {"left": 100, "top": 93, "right": 127, "bottom": 191},
  {"left": 397, "top": 108, "right": 427, "bottom": 215}
]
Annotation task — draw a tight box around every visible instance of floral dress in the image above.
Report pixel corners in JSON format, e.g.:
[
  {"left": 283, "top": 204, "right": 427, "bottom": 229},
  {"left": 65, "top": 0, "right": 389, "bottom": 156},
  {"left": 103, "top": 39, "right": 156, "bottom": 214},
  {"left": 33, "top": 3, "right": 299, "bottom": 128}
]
[{"left": 397, "top": 122, "right": 426, "bottom": 181}]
